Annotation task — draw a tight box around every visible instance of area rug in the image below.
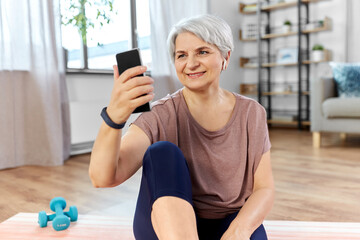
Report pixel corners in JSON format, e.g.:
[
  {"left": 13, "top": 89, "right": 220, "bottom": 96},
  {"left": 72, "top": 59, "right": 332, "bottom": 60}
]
[
  {"left": 1, "top": 213, "right": 360, "bottom": 239},
  {"left": 0, "top": 213, "right": 134, "bottom": 240},
  {"left": 263, "top": 220, "right": 360, "bottom": 239}
]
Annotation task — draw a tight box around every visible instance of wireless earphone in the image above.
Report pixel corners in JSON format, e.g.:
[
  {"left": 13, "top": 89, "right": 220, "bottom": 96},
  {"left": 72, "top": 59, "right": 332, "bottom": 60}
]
[{"left": 222, "top": 58, "right": 227, "bottom": 71}]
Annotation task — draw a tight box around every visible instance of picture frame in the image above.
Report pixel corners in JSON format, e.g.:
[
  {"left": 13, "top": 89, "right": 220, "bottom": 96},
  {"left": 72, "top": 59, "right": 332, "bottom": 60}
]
[{"left": 276, "top": 47, "right": 298, "bottom": 64}]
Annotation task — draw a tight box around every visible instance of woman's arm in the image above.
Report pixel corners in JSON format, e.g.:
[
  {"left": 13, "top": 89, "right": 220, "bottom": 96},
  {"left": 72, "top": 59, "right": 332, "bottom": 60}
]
[
  {"left": 89, "top": 65, "right": 154, "bottom": 188},
  {"left": 221, "top": 150, "right": 275, "bottom": 240},
  {"left": 89, "top": 124, "right": 151, "bottom": 188}
]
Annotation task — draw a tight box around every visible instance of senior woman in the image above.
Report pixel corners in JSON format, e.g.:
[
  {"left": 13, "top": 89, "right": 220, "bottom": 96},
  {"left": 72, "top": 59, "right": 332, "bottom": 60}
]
[{"left": 89, "top": 14, "right": 274, "bottom": 240}]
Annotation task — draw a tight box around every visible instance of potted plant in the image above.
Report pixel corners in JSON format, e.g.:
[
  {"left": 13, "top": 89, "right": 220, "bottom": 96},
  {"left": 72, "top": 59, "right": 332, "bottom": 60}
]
[
  {"left": 316, "top": 20, "right": 324, "bottom": 28},
  {"left": 312, "top": 44, "right": 324, "bottom": 62},
  {"left": 283, "top": 20, "right": 292, "bottom": 33}
]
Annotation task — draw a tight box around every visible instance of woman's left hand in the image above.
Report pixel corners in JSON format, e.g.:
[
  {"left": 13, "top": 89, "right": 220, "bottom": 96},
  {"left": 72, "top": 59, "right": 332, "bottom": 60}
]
[{"left": 220, "top": 222, "right": 250, "bottom": 240}]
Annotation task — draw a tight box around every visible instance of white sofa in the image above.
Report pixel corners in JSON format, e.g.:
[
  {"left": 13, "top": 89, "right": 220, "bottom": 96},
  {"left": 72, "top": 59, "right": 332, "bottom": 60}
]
[{"left": 310, "top": 77, "right": 360, "bottom": 147}]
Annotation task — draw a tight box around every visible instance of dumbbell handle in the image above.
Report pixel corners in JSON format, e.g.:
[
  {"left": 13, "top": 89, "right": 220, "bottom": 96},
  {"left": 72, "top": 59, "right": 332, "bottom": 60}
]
[
  {"left": 47, "top": 213, "right": 56, "bottom": 221},
  {"left": 46, "top": 207, "right": 76, "bottom": 221},
  {"left": 54, "top": 203, "right": 65, "bottom": 216}
]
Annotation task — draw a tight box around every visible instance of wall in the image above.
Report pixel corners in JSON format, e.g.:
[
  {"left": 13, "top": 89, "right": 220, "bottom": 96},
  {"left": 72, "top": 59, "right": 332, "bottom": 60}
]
[
  {"left": 208, "top": 0, "right": 243, "bottom": 93},
  {"left": 67, "top": 73, "right": 112, "bottom": 154}
]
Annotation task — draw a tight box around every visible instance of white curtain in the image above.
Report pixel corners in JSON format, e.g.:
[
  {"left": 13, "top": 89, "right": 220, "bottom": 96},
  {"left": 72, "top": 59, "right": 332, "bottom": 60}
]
[
  {"left": 346, "top": 0, "right": 360, "bottom": 62},
  {"left": 149, "top": 0, "right": 208, "bottom": 99},
  {"left": 0, "top": 0, "right": 71, "bottom": 169}
]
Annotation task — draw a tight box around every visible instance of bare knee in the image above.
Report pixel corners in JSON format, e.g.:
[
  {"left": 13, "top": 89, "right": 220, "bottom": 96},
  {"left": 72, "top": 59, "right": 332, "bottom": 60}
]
[{"left": 151, "top": 196, "right": 198, "bottom": 240}]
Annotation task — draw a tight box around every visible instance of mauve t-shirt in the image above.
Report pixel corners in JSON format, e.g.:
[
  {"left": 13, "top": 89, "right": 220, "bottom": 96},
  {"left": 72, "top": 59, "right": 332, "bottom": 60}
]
[{"left": 133, "top": 89, "right": 271, "bottom": 219}]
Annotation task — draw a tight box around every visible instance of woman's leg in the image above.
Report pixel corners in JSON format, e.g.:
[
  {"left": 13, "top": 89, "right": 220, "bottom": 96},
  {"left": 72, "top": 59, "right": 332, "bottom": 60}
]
[
  {"left": 133, "top": 141, "right": 198, "bottom": 240},
  {"left": 151, "top": 196, "right": 198, "bottom": 240},
  {"left": 250, "top": 224, "right": 267, "bottom": 240}
]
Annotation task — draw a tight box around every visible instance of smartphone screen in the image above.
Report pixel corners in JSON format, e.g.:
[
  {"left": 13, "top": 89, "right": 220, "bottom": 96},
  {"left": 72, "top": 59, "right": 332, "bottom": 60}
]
[{"left": 116, "top": 49, "right": 151, "bottom": 113}]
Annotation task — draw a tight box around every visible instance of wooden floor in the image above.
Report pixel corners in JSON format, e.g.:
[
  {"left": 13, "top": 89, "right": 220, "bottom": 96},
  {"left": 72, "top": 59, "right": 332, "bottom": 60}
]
[{"left": 0, "top": 129, "right": 359, "bottom": 223}]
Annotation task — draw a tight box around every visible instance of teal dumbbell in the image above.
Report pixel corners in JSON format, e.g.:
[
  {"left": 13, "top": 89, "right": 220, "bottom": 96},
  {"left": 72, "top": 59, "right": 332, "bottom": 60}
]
[{"left": 38, "top": 197, "right": 78, "bottom": 231}]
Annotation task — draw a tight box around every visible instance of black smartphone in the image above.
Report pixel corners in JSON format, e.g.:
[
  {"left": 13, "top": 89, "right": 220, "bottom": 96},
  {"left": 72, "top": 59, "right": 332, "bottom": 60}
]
[{"left": 116, "top": 49, "right": 151, "bottom": 113}]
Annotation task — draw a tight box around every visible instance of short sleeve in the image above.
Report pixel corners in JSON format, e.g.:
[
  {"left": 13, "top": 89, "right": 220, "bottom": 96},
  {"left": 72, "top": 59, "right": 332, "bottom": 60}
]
[
  {"left": 132, "top": 111, "right": 160, "bottom": 144},
  {"left": 262, "top": 120, "right": 271, "bottom": 154},
  {"left": 131, "top": 95, "right": 179, "bottom": 145},
  {"left": 248, "top": 101, "right": 271, "bottom": 173}
]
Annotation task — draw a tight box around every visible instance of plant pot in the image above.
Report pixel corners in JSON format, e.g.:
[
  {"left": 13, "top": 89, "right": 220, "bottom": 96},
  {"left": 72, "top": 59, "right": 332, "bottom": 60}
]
[
  {"left": 312, "top": 50, "right": 324, "bottom": 62},
  {"left": 283, "top": 25, "right": 291, "bottom": 33}
]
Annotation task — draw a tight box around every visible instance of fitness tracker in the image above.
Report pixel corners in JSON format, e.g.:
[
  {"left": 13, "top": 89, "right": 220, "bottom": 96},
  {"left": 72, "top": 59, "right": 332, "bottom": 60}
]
[{"left": 101, "top": 107, "right": 126, "bottom": 129}]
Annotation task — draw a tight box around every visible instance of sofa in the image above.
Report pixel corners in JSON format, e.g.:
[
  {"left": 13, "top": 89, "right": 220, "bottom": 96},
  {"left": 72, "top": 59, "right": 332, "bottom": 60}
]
[{"left": 310, "top": 75, "right": 360, "bottom": 148}]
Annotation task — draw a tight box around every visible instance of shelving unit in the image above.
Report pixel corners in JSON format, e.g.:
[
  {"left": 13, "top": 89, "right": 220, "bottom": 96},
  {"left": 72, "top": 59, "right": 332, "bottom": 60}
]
[
  {"left": 239, "top": 0, "right": 331, "bottom": 129},
  {"left": 239, "top": 17, "right": 330, "bottom": 41}
]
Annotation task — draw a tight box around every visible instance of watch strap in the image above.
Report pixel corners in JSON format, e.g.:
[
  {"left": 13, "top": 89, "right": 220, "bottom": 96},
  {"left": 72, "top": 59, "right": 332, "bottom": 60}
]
[{"left": 101, "top": 107, "right": 126, "bottom": 129}]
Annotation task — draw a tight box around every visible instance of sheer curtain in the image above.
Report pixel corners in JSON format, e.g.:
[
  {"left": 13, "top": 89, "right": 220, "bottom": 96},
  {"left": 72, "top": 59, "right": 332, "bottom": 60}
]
[
  {"left": 0, "top": 0, "right": 70, "bottom": 169},
  {"left": 149, "top": 0, "right": 208, "bottom": 99},
  {"left": 346, "top": 0, "right": 360, "bottom": 62}
]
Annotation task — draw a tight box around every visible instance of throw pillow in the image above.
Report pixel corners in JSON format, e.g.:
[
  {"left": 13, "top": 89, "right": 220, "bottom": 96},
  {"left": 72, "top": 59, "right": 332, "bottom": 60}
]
[{"left": 329, "top": 62, "right": 360, "bottom": 98}]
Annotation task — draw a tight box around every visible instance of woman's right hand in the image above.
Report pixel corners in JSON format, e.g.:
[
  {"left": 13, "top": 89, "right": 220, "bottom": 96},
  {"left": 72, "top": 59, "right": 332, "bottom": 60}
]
[{"left": 106, "top": 65, "right": 154, "bottom": 125}]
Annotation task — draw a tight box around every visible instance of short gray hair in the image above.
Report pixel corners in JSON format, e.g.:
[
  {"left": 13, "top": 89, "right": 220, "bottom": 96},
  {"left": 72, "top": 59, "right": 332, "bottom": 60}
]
[{"left": 167, "top": 14, "right": 234, "bottom": 63}]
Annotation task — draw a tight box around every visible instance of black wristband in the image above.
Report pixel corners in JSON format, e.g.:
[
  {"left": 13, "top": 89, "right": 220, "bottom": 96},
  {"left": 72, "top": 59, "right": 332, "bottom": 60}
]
[{"left": 101, "top": 107, "right": 126, "bottom": 129}]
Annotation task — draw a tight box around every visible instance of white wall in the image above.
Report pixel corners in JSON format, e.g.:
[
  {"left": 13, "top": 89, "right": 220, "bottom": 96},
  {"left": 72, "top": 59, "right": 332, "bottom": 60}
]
[
  {"left": 208, "top": 0, "right": 243, "bottom": 93},
  {"left": 67, "top": 74, "right": 112, "bottom": 146},
  {"left": 67, "top": 0, "right": 359, "bottom": 149}
]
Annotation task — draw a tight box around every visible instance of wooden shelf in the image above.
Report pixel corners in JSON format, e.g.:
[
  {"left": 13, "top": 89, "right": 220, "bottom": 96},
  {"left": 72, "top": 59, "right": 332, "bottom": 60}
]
[
  {"left": 239, "top": 3, "right": 257, "bottom": 14},
  {"left": 302, "top": 0, "right": 327, "bottom": 3},
  {"left": 241, "top": 64, "right": 258, "bottom": 69},
  {"left": 240, "top": 91, "right": 310, "bottom": 96},
  {"left": 262, "top": 1, "right": 298, "bottom": 11},
  {"left": 262, "top": 62, "right": 297, "bottom": 67},
  {"left": 303, "top": 17, "right": 331, "bottom": 34},
  {"left": 262, "top": 31, "right": 297, "bottom": 39},
  {"left": 240, "top": 60, "right": 329, "bottom": 68},
  {"left": 303, "top": 59, "right": 327, "bottom": 64},
  {"left": 240, "top": 57, "right": 257, "bottom": 68},
  {"left": 263, "top": 60, "right": 330, "bottom": 67},
  {"left": 240, "top": 56, "right": 330, "bottom": 68},
  {"left": 263, "top": 50, "right": 330, "bottom": 67},
  {"left": 262, "top": 91, "right": 309, "bottom": 96},
  {"left": 239, "top": 0, "right": 327, "bottom": 14},
  {"left": 304, "top": 49, "right": 331, "bottom": 63},
  {"left": 240, "top": 17, "right": 331, "bottom": 41},
  {"left": 267, "top": 119, "right": 311, "bottom": 126}
]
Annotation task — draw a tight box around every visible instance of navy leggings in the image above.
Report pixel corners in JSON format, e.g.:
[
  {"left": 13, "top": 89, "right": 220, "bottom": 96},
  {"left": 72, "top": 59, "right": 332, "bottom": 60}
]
[{"left": 133, "top": 141, "right": 267, "bottom": 240}]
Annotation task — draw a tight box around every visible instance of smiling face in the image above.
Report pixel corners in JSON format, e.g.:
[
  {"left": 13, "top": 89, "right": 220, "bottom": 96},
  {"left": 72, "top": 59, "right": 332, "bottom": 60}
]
[{"left": 174, "top": 32, "right": 225, "bottom": 92}]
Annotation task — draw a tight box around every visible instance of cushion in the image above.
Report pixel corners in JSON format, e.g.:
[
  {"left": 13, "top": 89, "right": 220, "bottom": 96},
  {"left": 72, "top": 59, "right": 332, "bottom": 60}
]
[
  {"left": 322, "top": 97, "right": 360, "bottom": 118},
  {"left": 329, "top": 62, "right": 360, "bottom": 98}
]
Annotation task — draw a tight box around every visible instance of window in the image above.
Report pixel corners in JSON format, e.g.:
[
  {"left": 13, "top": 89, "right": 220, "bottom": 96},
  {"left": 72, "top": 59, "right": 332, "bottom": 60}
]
[
  {"left": 0, "top": 0, "right": 31, "bottom": 71},
  {"left": 60, "top": 0, "right": 151, "bottom": 71}
]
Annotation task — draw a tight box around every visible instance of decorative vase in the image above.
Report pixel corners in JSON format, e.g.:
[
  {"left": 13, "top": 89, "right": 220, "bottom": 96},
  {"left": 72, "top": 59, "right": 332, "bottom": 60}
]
[
  {"left": 283, "top": 25, "right": 291, "bottom": 33},
  {"left": 312, "top": 50, "right": 324, "bottom": 62}
]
